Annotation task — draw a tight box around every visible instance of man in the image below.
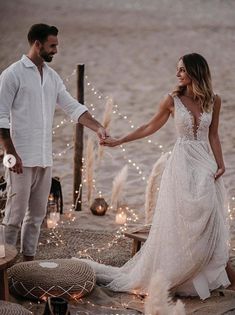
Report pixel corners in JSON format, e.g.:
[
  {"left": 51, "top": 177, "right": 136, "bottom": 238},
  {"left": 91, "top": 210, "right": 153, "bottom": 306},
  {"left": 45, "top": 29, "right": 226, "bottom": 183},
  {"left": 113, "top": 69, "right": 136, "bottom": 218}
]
[{"left": 0, "top": 23, "right": 107, "bottom": 261}]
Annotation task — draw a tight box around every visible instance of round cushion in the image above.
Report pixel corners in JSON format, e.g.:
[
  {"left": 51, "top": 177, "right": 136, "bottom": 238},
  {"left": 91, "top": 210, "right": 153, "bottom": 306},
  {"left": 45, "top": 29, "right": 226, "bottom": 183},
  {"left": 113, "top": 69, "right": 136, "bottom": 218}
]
[
  {"left": 8, "top": 259, "right": 96, "bottom": 301},
  {"left": 0, "top": 301, "right": 31, "bottom": 315}
]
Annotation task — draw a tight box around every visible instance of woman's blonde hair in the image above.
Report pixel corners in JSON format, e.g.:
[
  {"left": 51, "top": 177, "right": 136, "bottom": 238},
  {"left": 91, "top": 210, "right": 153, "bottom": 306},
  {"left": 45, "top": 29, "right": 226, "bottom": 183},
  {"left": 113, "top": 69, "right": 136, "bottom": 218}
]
[{"left": 172, "top": 53, "right": 214, "bottom": 112}]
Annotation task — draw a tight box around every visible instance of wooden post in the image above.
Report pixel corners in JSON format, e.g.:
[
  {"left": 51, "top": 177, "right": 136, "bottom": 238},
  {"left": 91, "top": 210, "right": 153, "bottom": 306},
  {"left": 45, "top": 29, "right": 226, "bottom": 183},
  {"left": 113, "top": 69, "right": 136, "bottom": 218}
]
[{"left": 73, "top": 64, "right": 85, "bottom": 211}]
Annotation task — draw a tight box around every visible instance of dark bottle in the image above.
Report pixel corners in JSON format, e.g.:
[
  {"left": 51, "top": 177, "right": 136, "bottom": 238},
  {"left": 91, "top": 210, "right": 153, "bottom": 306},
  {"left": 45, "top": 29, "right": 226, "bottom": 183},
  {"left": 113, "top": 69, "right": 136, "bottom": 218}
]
[{"left": 43, "top": 297, "right": 70, "bottom": 315}]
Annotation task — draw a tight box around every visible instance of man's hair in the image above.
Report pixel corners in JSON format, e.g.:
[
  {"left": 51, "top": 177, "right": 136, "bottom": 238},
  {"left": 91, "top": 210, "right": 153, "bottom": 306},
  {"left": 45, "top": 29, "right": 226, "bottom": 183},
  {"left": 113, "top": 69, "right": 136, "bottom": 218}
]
[{"left": 27, "top": 23, "right": 58, "bottom": 45}]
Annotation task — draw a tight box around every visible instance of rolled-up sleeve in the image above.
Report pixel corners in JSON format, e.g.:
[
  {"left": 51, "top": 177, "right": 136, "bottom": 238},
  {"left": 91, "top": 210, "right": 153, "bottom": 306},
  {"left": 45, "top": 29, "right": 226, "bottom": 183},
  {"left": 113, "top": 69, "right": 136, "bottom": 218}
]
[
  {"left": 56, "top": 77, "right": 88, "bottom": 121},
  {"left": 0, "top": 69, "right": 17, "bottom": 128}
]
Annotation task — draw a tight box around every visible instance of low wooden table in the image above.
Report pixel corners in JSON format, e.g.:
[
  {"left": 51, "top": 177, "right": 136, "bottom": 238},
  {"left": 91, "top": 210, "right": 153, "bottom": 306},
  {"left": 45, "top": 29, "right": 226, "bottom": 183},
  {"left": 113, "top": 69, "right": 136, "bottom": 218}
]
[
  {"left": 0, "top": 244, "right": 18, "bottom": 300},
  {"left": 124, "top": 225, "right": 150, "bottom": 256}
]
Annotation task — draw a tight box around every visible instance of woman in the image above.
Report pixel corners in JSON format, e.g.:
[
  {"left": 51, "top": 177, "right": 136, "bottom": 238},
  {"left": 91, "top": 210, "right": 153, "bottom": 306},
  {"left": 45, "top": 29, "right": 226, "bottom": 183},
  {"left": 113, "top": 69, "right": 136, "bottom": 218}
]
[{"left": 90, "top": 53, "right": 235, "bottom": 299}]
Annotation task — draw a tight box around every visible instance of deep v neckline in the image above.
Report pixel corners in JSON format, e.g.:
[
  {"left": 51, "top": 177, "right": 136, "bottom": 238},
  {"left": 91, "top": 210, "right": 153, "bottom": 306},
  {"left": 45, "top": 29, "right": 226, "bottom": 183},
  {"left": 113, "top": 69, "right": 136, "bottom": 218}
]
[{"left": 176, "top": 96, "right": 205, "bottom": 139}]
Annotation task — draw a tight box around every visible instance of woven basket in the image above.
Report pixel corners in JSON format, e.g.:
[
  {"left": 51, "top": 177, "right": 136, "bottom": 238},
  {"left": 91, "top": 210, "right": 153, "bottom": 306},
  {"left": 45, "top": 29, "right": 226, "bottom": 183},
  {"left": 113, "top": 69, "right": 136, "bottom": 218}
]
[
  {"left": 8, "top": 259, "right": 96, "bottom": 301},
  {"left": 0, "top": 301, "right": 32, "bottom": 315}
]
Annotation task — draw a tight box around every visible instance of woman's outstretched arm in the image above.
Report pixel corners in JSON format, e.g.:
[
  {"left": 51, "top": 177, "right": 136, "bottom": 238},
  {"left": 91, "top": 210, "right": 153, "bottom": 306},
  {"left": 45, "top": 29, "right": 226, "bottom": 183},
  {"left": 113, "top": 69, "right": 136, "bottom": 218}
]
[{"left": 102, "top": 94, "right": 174, "bottom": 147}]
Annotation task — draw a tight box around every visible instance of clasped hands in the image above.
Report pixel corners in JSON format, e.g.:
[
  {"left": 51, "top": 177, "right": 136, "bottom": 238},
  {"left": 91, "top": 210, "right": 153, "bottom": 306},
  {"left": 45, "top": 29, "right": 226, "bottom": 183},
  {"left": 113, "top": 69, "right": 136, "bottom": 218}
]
[{"left": 97, "top": 126, "right": 121, "bottom": 147}]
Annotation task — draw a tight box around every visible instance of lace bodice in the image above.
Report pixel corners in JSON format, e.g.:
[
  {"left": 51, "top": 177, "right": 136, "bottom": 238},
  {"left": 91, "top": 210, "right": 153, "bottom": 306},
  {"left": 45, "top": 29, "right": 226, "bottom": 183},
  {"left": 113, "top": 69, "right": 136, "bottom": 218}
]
[{"left": 174, "top": 96, "right": 212, "bottom": 142}]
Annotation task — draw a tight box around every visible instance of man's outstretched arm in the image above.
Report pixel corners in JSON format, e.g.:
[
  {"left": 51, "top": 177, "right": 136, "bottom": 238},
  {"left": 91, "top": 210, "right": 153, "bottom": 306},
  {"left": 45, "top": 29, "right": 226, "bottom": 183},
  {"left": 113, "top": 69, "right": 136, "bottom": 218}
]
[{"left": 78, "top": 111, "right": 108, "bottom": 140}]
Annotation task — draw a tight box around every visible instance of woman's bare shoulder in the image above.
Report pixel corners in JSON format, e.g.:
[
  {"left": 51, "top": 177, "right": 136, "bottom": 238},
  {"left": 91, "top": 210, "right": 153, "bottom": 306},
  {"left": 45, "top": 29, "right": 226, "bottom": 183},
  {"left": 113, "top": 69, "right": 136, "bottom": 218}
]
[
  {"left": 160, "top": 93, "right": 174, "bottom": 105},
  {"left": 161, "top": 93, "right": 175, "bottom": 112}
]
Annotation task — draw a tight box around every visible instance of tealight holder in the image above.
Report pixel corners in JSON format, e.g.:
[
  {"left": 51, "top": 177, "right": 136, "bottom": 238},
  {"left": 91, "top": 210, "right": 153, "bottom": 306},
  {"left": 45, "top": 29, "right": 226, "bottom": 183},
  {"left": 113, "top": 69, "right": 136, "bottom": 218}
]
[{"left": 90, "top": 197, "right": 108, "bottom": 216}]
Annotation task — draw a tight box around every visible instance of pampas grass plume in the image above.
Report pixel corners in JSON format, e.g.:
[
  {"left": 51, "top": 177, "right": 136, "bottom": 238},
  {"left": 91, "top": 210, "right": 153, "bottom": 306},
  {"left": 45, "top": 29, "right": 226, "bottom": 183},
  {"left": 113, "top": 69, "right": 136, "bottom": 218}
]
[
  {"left": 98, "top": 97, "right": 113, "bottom": 163},
  {"left": 172, "top": 300, "right": 186, "bottom": 315},
  {"left": 145, "top": 152, "right": 169, "bottom": 224},
  {"left": 145, "top": 272, "right": 171, "bottom": 315},
  {"left": 111, "top": 165, "right": 128, "bottom": 209},
  {"left": 102, "top": 97, "right": 113, "bottom": 129},
  {"left": 144, "top": 271, "right": 185, "bottom": 315}
]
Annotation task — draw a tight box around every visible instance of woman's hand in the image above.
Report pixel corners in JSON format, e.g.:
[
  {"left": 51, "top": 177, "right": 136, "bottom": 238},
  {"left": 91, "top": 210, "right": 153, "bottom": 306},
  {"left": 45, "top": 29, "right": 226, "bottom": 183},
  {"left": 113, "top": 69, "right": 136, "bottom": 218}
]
[
  {"left": 214, "top": 167, "right": 225, "bottom": 180},
  {"left": 100, "top": 136, "right": 122, "bottom": 147}
]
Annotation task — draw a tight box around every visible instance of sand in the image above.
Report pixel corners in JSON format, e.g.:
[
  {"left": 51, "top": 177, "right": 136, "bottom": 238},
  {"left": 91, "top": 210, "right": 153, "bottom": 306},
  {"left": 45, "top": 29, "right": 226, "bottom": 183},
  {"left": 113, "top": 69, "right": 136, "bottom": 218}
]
[{"left": 1, "top": 0, "right": 235, "bottom": 314}]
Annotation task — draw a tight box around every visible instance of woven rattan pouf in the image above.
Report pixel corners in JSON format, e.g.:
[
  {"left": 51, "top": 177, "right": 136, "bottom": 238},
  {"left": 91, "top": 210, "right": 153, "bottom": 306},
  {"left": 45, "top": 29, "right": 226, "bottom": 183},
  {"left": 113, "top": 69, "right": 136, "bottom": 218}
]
[
  {"left": 8, "top": 259, "right": 96, "bottom": 301},
  {"left": 0, "top": 301, "right": 32, "bottom": 315}
]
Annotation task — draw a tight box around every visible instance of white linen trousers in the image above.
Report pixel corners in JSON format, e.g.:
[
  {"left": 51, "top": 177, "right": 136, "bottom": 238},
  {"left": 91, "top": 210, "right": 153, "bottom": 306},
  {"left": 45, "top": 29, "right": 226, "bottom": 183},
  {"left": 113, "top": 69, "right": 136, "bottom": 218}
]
[{"left": 3, "top": 166, "right": 52, "bottom": 256}]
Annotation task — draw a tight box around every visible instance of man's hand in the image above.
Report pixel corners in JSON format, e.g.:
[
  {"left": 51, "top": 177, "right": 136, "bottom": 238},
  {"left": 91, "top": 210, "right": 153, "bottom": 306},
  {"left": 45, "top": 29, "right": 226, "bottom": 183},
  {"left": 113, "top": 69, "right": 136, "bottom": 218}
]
[
  {"left": 97, "top": 127, "right": 109, "bottom": 141},
  {"left": 78, "top": 112, "right": 109, "bottom": 141},
  {"left": 0, "top": 128, "right": 23, "bottom": 174},
  {"left": 8, "top": 153, "right": 23, "bottom": 174}
]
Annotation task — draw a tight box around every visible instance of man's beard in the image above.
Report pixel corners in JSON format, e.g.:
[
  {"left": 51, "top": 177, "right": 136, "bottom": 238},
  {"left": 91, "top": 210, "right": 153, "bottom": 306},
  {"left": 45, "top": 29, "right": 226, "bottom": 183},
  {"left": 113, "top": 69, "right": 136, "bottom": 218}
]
[{"left": 39, "top": 49, "right": 54, "bottom": 62}]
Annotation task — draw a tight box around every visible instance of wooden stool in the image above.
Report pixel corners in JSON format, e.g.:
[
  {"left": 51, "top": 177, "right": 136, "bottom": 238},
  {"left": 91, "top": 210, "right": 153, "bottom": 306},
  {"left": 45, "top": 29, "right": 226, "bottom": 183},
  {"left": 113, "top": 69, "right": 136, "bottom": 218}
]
[
  {"left": 0, "top": 244, "right": 18, "bottom": 300},
  {"left": 124, "top": 225, "right": 150, "bottom": 256}
]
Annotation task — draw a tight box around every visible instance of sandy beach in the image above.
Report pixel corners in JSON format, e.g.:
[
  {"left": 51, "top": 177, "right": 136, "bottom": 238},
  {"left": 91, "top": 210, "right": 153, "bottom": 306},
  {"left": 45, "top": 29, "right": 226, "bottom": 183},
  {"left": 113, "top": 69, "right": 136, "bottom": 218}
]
[{"left": 1, "top": 0, "right": 235, "bottom": 314}]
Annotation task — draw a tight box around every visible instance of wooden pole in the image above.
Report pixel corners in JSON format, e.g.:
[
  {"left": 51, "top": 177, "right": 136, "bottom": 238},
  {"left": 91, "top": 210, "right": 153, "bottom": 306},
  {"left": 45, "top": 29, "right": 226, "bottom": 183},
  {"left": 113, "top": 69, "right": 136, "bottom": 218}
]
[{"left": 73, "top": 64, "right": 85, "bottom": 211}]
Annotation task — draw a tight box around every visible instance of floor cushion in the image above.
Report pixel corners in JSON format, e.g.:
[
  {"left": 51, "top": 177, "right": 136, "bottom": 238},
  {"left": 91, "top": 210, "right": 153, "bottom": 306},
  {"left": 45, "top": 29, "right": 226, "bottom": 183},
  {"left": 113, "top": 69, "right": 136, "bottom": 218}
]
[
  {"left": 0, "top": 300, "right": 32, "bottom": 315},
  {"left": 8, "top": 259, "right": 96, "bottom": 301}
]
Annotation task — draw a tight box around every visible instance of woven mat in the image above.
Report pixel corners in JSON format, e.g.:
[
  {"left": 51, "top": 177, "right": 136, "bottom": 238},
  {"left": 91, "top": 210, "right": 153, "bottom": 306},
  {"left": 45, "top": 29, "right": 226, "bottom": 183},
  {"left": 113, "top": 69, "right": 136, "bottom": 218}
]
[
  {"left": 9, "top": 227, "right": 235, "bottom": 315},
  {"left": 11, "top": 228, "right": 141, "bottom": 314},
  {"left": 15, "top": 227, "right": 132, "bottom": 266}
]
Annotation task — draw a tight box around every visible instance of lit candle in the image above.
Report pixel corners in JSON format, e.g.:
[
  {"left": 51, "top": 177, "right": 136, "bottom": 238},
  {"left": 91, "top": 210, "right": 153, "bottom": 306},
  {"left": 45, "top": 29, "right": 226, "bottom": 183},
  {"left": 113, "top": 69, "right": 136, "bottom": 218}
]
[
  {"left": 47, "top": 218, "right": 56, "bottom": 229},
  {"left": 48, "top": 194, "right": 54, "bottom": 202},
  {"left": 50, "top": 212, "right": 60, "bottom": 223},
  {"left": 96, "top": 205, "right": 104, "bottom": 214},
  {"left": 115, "top": 210, "right": 127, "bottom": 225},
  {"left": 0, "top": 225, "right": 5, "bottom": 258},
  {"left": 66, "top": 212, "right": 72, "bottom": 218}
]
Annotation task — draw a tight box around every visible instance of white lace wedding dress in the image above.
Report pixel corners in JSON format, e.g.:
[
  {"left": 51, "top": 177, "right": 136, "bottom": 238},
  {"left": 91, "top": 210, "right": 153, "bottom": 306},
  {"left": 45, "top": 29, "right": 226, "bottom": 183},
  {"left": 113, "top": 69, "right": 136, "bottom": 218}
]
[{"left": 81, "top": 95, "right": 231, "bottom": 300}]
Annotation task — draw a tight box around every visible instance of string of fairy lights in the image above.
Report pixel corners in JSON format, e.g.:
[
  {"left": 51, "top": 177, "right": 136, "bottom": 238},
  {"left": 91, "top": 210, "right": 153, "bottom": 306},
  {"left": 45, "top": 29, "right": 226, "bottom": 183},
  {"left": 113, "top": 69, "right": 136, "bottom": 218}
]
[
  {"left": 47, "top": 66, "right": 235, "bottom": 239},
  {"left": 35, "top": 67, "right": 235, "bottom": 312},
  {"left": 85, "top": 74, "right": 164, "bottom": 150},
  {"left": 27, "top": 292, "right": 145, "bottom": 314},
  {"left": 42, "top": 67, "right": 165, "bottom": 253},
  {"left": 84, "top": 75, "right": 235, "bottom": 253},
  {"left": 75, "top": 295, "right": 145, "bottom": 313},
  {"left": 51, "top": 68, "right": 165, "bottom": 164}
]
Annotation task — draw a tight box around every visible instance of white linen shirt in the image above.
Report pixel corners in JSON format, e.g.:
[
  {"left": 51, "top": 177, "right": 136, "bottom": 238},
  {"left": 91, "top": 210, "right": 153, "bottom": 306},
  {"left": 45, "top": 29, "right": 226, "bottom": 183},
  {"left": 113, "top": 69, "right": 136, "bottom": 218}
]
[{"left": 0, "top": 55, "right": 88, "bottom": 167}]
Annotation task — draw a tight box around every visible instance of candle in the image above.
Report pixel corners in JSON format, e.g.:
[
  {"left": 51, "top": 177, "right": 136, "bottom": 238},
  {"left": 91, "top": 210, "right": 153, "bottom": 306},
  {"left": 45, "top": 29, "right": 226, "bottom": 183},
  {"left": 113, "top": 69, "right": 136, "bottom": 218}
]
[
  {"left": 48, "top": 194, "right": 54, "bottom": 202},
  {"left": 115, "top": 210, "right": 127, "bottom": 225},
  {"left": 65, "top": 211, "right": 72, "bottom": 219},
  {"left": 96, "top": 205, "right": 105, "bottom": 214},
  {"left": 0, "top": 225, "right": 5, "bottom": 258},
  {"left": 48, "top": 202, "right": 57, "bottom": 213},
  {"left": 50, "top": 212, "right": 60, "bottom": 223},
  {"left": 47, "top": 218, "right": 56, "bottom": 229}
]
